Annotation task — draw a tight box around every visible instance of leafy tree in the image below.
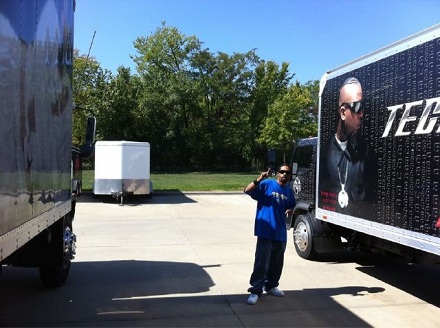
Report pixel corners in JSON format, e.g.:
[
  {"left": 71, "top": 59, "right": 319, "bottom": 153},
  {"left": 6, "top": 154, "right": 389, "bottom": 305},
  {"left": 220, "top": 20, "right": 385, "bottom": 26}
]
[
  {"left": 99, "top": 66, "right": 142, "bottom": 141},
  {"left": 257, "top": 82, "right": 317, "bottom": 163},
  {"left": 132, "top": 23, "right": 262, "bottom": 171},
  {"left": 72, "top": 50, "right": 111, "bottom": 146},
  {"left": 303, "top": 79, "right": 319, "bottom": 122},
  {"left": 73, "top": 22, "right": 320, "bottom": 172},
  {"left": 133, "top": 23, "right": 204, "bottom": 170},
  {"left": 249, "top": 60, "right": 293, "bottom": 167},
  {"left": 194, "top": 50, "right": 260, "bottom": 170}
]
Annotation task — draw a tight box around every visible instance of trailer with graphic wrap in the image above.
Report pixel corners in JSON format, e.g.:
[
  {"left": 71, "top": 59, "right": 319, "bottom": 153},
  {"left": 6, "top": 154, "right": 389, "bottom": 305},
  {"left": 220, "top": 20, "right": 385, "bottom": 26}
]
[
  {"left": 0, "top": 0, "right": 95, "bottom": 286},
  {"left": 288, "top": 24, "right": 440, "bottom": 263}
]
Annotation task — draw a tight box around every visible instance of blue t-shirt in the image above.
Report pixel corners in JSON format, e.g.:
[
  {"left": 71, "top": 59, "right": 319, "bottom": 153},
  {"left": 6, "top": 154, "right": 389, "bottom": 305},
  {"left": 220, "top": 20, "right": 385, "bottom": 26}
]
[{"left": 246, "top": 179, "right": 296, "bottom": 242}]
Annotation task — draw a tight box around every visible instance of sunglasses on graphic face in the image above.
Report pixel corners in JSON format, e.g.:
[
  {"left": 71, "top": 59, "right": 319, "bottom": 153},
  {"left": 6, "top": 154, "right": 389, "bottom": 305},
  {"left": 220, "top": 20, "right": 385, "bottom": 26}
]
[
  {"left": 341, "top": 101, "right": 363, "bottom": 114},
  {"left": 278, "top": 170, "right": 292, "bottom": 175}
]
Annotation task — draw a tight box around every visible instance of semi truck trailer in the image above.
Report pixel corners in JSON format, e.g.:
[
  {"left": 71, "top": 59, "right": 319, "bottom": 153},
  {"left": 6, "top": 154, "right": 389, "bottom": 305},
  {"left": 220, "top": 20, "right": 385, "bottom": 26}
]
[
  {"left": 289, "top": 24, "right": 440, "bottom": 264},
  {"left": 0, "top": 0, "right": 95, "bottom": 287}
]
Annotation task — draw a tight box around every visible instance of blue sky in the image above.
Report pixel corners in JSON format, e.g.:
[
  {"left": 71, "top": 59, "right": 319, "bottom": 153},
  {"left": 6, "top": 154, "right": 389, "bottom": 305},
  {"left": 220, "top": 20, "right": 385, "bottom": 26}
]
[{"left": 74, "top": 0, "right": 440, "bottom": 84}]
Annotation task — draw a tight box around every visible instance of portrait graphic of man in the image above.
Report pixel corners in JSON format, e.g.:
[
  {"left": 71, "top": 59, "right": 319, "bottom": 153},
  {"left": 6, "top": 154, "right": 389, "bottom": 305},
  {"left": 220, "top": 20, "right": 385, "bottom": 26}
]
[{"left": 319, "top": 77, "right": 377, "bottom": 218}]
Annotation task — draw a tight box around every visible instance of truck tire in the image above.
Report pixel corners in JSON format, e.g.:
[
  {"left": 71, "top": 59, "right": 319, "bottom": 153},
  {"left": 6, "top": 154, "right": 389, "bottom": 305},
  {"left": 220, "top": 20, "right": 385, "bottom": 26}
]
[
  {"left": 293, "top": 213, "right": 317, "bottom": 260},
  {"left": 39, "top": 214, "right": 76, "bottom": 287}
]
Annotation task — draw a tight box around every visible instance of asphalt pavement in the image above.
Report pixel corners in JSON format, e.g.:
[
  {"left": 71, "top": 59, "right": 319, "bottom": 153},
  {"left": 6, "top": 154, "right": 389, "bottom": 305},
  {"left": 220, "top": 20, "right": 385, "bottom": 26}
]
[{"left": 1, "top": 192, "right": 440, "bottom": 327}]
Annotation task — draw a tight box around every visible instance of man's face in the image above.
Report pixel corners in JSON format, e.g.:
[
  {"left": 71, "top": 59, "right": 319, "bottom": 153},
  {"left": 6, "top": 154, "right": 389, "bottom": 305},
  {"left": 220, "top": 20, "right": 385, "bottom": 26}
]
[
  {"left": 277, "top": 166, "right": 292, "bottom": 185},
  {"left": 340, "top": 83, "right": 363, "bottom": 136}
]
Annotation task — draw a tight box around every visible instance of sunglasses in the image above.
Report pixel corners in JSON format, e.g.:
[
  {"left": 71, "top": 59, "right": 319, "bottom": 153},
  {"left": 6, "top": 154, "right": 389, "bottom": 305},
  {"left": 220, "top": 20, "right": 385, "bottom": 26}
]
[
  {"left": 341, "top": 101, "right": 363, "bottom": 113},
  {"left": 278, "top": 170, "right": 292, "bottom": 175}
]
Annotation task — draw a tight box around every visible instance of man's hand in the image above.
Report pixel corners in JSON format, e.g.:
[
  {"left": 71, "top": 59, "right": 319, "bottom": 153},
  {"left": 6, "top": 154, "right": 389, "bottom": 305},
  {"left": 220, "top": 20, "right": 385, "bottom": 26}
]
[
  {"left": 259, "top": 167, "right": 272, "bottom": 181},
  {"left": 244, "top": 167, "right": 272, "bottom": 193}
]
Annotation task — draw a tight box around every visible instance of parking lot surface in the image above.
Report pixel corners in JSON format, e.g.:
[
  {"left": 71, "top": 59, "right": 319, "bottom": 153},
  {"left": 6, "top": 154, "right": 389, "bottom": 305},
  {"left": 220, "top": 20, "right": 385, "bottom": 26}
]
[{"left": 1, "top": 192, "right": 440, "bottom": 327}]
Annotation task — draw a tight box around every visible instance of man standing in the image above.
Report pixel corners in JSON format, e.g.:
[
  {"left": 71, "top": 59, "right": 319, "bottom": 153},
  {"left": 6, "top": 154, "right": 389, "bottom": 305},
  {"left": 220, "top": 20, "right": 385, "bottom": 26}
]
[{"left": 244, "top": 165, "right": 296, "bottom": 305}]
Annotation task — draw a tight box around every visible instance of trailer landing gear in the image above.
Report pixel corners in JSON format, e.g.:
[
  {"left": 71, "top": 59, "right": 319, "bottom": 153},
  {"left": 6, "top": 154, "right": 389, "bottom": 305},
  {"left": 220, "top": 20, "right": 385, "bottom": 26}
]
[{"left": 112, "top": 190, "right": 127, "bottom": 205}]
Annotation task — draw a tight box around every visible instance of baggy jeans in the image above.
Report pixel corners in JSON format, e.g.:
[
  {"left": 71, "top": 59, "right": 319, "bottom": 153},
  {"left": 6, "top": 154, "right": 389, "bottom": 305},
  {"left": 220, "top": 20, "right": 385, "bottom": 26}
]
[{"left": 248, "top": 237, "right": 286, "bottom": 295}]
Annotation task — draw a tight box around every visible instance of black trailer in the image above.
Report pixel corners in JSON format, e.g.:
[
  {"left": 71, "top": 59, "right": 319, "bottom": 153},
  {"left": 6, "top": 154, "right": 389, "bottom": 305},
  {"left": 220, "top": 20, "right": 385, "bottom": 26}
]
[{"left": 290, "top": 24, "right": 440, "bottom": 264}]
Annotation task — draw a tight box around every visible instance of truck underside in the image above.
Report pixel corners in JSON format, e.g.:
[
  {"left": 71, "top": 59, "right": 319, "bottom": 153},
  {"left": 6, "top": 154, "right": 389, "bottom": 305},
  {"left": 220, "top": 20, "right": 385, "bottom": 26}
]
[
  {"left": 3, "top": 212, "right": 76, "bottom": 287},
  {"left": 291, "top": 209, "right": 440, "bottom": 265}
]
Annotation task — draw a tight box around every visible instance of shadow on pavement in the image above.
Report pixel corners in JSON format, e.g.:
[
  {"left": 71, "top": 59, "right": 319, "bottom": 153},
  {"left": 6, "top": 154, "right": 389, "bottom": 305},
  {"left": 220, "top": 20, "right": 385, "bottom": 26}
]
[
  {"left": 355, "top": 256, "right": 440, "bottom": 307},
  {"left": 77, "top": 191, "right": 197, "bottom": 205},
  {"left": 0, "top": 260, "right": 380, "bottom": 327},
  {"left": 302, "top": 249, "right": 440, "bottom": 308}
]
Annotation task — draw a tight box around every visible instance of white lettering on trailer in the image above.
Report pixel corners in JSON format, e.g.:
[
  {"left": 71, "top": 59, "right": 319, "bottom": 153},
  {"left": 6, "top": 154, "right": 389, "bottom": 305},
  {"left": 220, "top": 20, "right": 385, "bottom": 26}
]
[{"left": 381, "top": 97, "right": 440, "bottom": 137}]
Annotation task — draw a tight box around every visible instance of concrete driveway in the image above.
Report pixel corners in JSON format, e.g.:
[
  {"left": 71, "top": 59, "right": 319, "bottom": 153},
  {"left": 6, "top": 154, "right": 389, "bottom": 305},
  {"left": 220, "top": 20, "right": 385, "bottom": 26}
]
[{"left": 1, "top": 192, "right": 440, "bottom": 327}]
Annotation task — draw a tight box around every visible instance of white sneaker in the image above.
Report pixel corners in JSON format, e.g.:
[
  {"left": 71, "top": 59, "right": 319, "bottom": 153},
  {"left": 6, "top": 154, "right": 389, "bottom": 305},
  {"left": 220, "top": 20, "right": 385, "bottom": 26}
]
[
  {"left": 266, "top": 287, "right": 284, "bottom": 297},
  {"left": 247, "top": 293, "right": 259, "bottom": 305}
]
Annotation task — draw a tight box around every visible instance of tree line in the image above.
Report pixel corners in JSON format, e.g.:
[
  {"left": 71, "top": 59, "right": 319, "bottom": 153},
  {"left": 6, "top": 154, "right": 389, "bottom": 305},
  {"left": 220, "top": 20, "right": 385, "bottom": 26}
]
[{"left": 73, "top": 23, "right": 318, "bottom": 172}]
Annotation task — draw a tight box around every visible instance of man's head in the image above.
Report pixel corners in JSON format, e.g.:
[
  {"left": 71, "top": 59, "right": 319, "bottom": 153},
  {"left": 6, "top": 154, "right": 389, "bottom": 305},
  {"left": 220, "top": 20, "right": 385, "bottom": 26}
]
[
  {"left": 277, "top": 164, "right": 292, "bottom": 186},
  {"left": 337, "top": 77, "right": 364, "bottom": 141}
]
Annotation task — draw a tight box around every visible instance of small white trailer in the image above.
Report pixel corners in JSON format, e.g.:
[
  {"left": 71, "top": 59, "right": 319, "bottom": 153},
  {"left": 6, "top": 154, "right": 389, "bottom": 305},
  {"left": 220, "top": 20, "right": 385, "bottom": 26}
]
[{"left": 93, "top": 141, "right": 152, "bottom": 203}]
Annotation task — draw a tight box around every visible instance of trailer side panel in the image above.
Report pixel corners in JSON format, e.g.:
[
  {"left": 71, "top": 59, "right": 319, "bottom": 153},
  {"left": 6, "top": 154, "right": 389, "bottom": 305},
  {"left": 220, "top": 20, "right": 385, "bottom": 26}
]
[
  {"left": 316, "top": 25, "right": 440, "bottom": 255},
  {"left": 0, "top": 0, "right": 74, "bottom": 261}
]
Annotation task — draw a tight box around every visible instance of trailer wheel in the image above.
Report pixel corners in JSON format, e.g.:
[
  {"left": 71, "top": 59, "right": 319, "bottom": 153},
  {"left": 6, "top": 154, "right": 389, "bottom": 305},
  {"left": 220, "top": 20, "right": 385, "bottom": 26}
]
[
  {"left": 293, "top": 213, "right": 317, "bottom": 260},
  {"left": 39, "top": 214, "right": 76, "bottom": 287}
]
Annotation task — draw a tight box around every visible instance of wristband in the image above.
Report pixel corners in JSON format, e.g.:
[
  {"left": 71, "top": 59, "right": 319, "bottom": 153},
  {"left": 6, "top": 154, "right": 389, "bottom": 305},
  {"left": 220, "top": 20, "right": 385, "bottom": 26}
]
[{"left": 253, "top": 180, "right": 259, "bottom": 186}]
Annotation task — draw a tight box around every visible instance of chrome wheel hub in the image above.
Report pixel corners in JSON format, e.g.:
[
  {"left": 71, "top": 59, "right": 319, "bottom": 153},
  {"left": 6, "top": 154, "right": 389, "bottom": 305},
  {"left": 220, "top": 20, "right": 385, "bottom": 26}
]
[{"left": 294, "top": 221, "right": 309, "bottom": 252}]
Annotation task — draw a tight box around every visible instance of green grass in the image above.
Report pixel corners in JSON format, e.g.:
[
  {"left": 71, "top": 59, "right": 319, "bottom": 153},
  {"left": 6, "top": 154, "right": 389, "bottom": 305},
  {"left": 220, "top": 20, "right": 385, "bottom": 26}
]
[{"left": 82, "top": 170, "right": 259, "bottom": 192}]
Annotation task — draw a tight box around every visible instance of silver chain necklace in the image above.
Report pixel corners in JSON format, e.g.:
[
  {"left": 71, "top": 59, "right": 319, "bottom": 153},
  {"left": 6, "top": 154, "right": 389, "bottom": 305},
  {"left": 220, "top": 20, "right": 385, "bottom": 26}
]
[{"left": 337, "top": 160, "right": 349, "bottom": 208}]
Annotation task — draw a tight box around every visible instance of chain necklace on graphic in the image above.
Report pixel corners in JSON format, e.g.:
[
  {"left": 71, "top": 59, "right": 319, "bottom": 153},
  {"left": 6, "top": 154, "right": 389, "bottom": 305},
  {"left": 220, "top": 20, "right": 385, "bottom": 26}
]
[{"left": 337, "top": 160, "right": 349, "bottom": 208}]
